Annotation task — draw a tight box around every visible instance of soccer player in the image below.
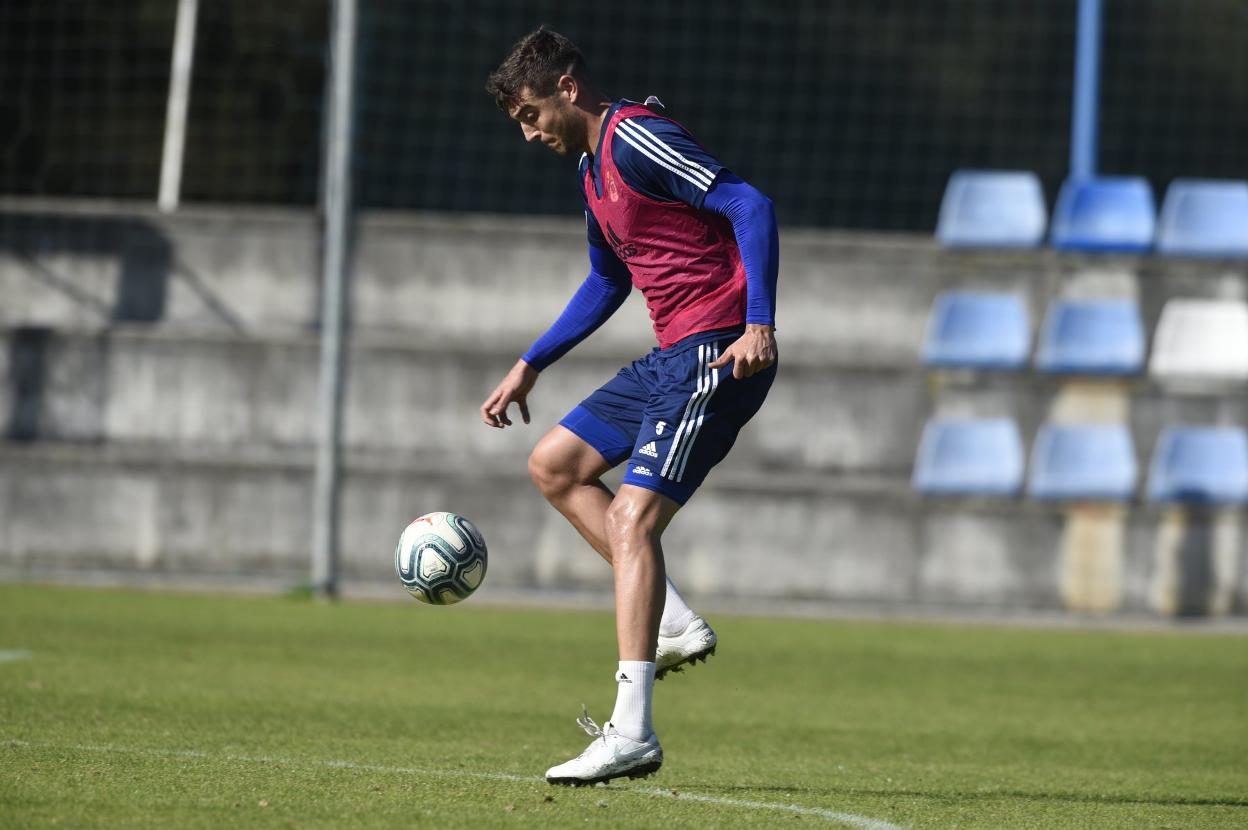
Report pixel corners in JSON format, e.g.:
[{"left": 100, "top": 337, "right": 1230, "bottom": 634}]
[{"left": 481, "top": 28, "right": 779, "bottom": 786}]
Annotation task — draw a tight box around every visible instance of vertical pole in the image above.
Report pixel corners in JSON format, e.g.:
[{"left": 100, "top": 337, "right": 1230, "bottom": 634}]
[
  {"left": 312, "top": 0, "right": 358, "bottom": 599},
  {"left": 1070, "top": 0, "right": 1102, "bottom": 180},
  {"left": 158, "top": 0, "right": 199, "bottom": 212}
]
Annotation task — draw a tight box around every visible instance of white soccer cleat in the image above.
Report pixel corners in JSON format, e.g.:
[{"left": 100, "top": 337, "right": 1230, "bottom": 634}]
[
  {"left": 545, "top": 708, "right": 663, "bottom": 786},
  {"left": 655, "top": 616, "right": 718, "bottom": 680}
]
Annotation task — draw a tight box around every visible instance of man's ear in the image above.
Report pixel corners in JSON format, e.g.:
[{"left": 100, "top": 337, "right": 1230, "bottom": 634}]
[{"left": 557, "top": 74, "right": 578, "bottom": 103}]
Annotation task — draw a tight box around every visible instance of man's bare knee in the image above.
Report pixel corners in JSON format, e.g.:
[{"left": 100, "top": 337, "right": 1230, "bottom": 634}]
[
  {"left": 604, "top": 498, "right": 637, "bottom": 546},
  {"left": 528, "top": 443, "right": 575, "bottom": 498},
  {"left": 605, "top": 492, "right": 667, "bottom": 556},
  {"left": 529, "top": 427, "right": 610, "bottom": 501}
]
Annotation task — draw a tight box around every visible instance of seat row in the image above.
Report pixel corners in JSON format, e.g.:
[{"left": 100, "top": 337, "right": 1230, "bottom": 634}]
[
  {"left": 937, "top": 171, "right": 1248, "bottom": 256},
  {"left": 913, "top": 420, "right": 1248, "bottom": 504},
  {"left": 924, "top": 292, "right": 1248, "bottom": 382}
]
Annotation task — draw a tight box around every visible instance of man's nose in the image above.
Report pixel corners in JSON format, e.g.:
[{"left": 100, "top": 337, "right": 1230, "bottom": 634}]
[{"left": 521, "top": 123, "right": 540, "bottom": 143}]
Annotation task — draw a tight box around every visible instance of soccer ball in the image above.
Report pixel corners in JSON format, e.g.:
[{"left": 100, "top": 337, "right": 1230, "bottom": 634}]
[{"left": 395, "top": 511, "right": 488, "bottom": 605}]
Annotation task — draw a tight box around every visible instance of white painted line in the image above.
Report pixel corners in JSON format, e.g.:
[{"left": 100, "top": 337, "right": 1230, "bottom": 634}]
[
  {"left": 2, "top": 739, "right": 903, "bottom": 829},
  {"left": 634, "top": 786, "right": 904, "bottom": 830},
  {"left": 0, "top": 650, "right": 31, "bottom": 664}
]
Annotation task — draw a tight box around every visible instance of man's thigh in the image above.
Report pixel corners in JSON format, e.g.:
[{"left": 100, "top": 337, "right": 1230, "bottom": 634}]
[
  {"left": 531, "top": 423, "right": 616, "bottom": 483},
  {"left": 557, "top": 357, "right": 658, "bottom": 467}
]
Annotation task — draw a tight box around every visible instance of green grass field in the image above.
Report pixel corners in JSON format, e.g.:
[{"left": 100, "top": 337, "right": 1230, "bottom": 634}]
[{"left": 1, "top": 584, "right": 1245, "bottom": 829}]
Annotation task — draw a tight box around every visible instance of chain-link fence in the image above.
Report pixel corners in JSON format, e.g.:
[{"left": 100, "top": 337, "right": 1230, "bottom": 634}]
[{"left": 3, "top": 0, "right": 1247, "bottom": 230}]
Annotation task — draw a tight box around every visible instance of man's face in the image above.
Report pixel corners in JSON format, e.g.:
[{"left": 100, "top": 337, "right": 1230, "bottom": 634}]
[{"left": 508, "top": 85, "right": 585, "bottom": 157}]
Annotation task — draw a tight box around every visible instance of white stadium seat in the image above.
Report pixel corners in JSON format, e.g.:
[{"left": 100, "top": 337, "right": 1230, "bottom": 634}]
[{"left": 1149, "top": 298, "right": 1248, "bottom": 384}]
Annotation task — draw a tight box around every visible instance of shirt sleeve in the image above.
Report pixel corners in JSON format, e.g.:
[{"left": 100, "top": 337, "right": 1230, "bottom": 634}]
[
  {"left": 702, "top": 173, "right": 779, "bottom": 327},
  {"left": 610, "top": 115, "right": 725, "bottom": 209},
  {"left": 521, "top": 242, "right": 632, "bottom": 371}
]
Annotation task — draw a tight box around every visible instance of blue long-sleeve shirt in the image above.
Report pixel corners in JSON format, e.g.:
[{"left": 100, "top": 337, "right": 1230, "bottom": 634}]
[{"left": 523, "top": 103, "right": 778, "bottom": 371}]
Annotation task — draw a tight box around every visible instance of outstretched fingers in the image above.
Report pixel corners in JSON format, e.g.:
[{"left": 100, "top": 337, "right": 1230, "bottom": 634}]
[
  {"left": 707, "top": 345, "right": 745, "bottom": 379},
  {"left": 708, "top": 344, "right": 762, "bottom": 379},
  {"left": 709, "top": 329, "right": 777, "bottom": 379}
]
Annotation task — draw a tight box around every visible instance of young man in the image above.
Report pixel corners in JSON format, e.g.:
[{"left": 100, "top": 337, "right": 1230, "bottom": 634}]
[{"left": 482, "top": 28, "right": 779, "bottom": 786}]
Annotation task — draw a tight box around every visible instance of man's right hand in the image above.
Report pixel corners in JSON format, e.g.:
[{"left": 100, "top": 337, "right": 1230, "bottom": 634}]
[{"left": 480, "top": 359, "right": 539, "bottom": 428}]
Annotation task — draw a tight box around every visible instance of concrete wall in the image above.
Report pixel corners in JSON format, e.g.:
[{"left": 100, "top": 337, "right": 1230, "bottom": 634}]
[
  {"left": 2, "top": 198, "right": 1246, "bottom": 614},
  {"left": 12, "top": 328, "right": 924, "bottom": 474},
  {"left": 5, "top": 440, "right": 1237, "bottom": 614}
]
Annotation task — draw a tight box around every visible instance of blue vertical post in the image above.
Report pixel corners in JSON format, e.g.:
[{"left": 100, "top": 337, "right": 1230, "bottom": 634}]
[{"left": 1070, "top": 0, "right": 1103, "bottom": 180}]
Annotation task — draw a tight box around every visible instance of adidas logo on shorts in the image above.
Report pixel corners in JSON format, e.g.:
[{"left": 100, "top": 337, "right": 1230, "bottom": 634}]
[
  {"left": 631, "top": 465, "right": 653, "bottom": 477},
  {"left": 638, "top": 441, "right": 659, "bottom": 458}
]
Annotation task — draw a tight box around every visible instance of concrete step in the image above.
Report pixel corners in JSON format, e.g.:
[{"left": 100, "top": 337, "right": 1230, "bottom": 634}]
[
  {"left": 5, "top": 201, "right": 1246, "bottom": 367},
  {"left": 6, "top": 440, "right": 1238, "bottom": 613},
  {"left": 9, "top": 324, "right": 1247, "bottom": 479},
  {"left": 3, "top": 327, "right": 927, "bottom": 475},
  {"left": 0, "top": 200, "right": 1039, "bottom": 366}
]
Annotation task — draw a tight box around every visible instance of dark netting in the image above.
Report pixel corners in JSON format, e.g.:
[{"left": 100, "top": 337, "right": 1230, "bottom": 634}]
[
  {"left": 1099, "top": 0, "right": 1248, "bottom": 187},
  {"left": 0, "top": 0, "right": 176, "bottom": 199},
  {"left": 3, "top": 0, "right": 1248, "bottom": 231},
  {"left": 178, "top": 0, "right": 327, "bottom": 204},
  {"left": 354, "top": 0, "right": 1080, "bottom": 230}
]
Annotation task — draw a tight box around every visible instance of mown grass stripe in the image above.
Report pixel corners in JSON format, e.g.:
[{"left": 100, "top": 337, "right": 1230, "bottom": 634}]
[{"left": 3, "top": 738, "right": 903, "bottom": 829}]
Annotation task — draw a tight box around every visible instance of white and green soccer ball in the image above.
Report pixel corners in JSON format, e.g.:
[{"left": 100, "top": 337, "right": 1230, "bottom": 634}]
[{"left": 394, "top": 511, "right": 488, "bottom": 605}]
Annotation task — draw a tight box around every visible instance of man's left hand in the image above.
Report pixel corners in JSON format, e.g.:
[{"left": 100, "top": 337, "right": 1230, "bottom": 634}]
[{"left": 708, "top": 324, "right": 777, "bottom": 379}]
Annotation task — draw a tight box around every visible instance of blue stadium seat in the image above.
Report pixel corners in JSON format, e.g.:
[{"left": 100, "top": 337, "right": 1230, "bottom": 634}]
[
  {"left": 936, "top": 170, "right": 1047, "bottom": 248},
  {"left": 1147, "top": 426, "right": 1248, "bottom": 505},
  {"left": 1050, "top": 176, "right": 1155, "bottom": 253},
  {"left": 923, "top": 291, "right": 1030, "bottom": 369},
  {"left": 913, "top": 418, "right": 1024, "bottom": 496},
  {"left": 1034, "top": 298, "right": 1145, "bottom": 375},
  {"left": 1027, "top": 423, "right": 1137, "bottom": 501},
  {"left": 1156, "top": 179, "right": 1248, "bottom": 258}
]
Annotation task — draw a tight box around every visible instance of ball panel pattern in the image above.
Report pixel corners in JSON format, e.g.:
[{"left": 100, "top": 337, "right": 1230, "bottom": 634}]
[{"left": 395, "top": 511, "right": 488, "bottom": 605}]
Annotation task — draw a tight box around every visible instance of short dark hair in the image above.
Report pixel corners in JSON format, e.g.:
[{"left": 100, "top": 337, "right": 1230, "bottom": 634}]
[{"left": 485, "top": 27, "right": 588, "bottom": 111}]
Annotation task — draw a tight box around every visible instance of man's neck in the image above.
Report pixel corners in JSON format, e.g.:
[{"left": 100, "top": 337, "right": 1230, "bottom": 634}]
[{"left": 584, "top": 99, "right": 613, "bottom": 157}]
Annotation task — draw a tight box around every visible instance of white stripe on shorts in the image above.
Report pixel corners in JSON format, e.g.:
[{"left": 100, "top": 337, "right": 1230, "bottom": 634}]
[
  {"left": 660, "top": 344, "right": 721, "bottom": 482},
  {"left": 674, "top": 345, "right": 720, "bottom": 482},
  {"left": 660, "top": 345, "right": 707, "bottom": 479}
]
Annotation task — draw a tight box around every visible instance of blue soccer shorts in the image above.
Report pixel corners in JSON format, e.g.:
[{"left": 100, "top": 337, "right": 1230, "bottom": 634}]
[{"left": 558, "top": 326, "right": 777, "bottom": 505}]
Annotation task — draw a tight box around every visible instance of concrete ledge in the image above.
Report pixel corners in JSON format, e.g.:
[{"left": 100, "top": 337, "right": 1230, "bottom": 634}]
[
  {"left": 0, "top": 200, "right": 1008, "bottom": 365},
  {"left": 6, "top": 441, "right": 1240, "bottom": 613},
  {"left": 4, "top": 327, "right": 926, "bottom": 475},
  {"left": 10, "top": 325, "right": 1246, "bottom": 480}
]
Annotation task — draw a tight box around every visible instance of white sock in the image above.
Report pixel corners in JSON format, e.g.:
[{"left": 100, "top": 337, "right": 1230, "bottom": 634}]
[
  {"left": 609, "top": 660, "right": 655, "bottom": 741},
  {"left": 659, "top": 577, "right": 697, "bottom": 637}
]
